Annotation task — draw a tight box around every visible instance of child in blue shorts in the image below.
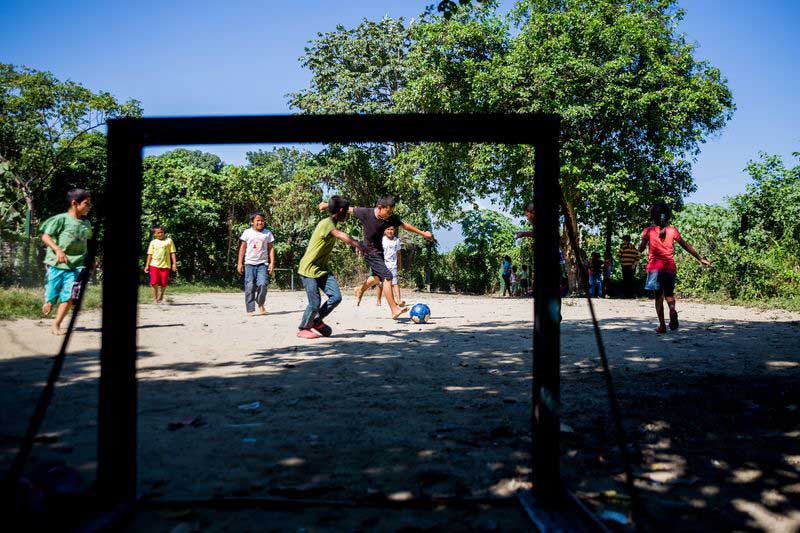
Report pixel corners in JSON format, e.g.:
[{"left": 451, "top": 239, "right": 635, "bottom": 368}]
[{"left": 40, "top": 189, "right": 93, "bottom": 335}]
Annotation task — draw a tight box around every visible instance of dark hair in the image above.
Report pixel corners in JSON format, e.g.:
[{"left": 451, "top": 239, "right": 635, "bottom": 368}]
[
  {"left": 524, "top": 200, "right": 535, "bottom": 213},
  {"left": 512, "top": 265, "right": 518, "bottom": 272},
  {"left": 250, "top": 211, "right": 265, "bottom": 222},
  {"left": 651, "top": 201, "right": 672, "bottom": 239},
  {"left": 522, "top": 265, "right": 528, "bottom": 271},
  {"left": 152, "top": 224, "right": 164, "bottom": 231},
  {"left": 622, "top": 235, "right": 631, "bottom": 242},
  {"left": 328, "top": 195, "right": 350, "bottom": 215},
  {"left": 376, "top": 195, "right": 396, "bottom": 208},
  {"left": 503, "top": 255, "right": 511, "bottom": 262},
  {"left": 66, "top": 188, "right": 90, "bottom": 207}
]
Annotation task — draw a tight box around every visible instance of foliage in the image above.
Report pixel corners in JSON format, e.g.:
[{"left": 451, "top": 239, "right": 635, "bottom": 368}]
[{"left": 0, "top": 63, "right": 141, "bottom": 234}]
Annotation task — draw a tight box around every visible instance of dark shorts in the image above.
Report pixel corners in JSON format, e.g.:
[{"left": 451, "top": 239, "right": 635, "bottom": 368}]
[
  {"left": 365, "top": 252, "right": 393, "bottom": 281},
  {"left": 645, "top": 271, "right": 675, "bottom": 297}
]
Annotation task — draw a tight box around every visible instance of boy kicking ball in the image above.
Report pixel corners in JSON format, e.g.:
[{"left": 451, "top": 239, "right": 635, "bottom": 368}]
[
  {"left": 297, "top": 196, "right": 364, "bottom": 339},
  {"left": 144, "top": 224, "right": 177, "bottom": 304},
  {"left": 319, "top": 194, "right": 433, "bottom": 319}
]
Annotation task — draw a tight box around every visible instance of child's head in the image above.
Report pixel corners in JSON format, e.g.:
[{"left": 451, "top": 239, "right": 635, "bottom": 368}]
[
  {"left": 622, "top": 235, "right": 631, "bottom": 244},
  {"left": 592, "top": 251, "right": 600, "bottom": 260},
  {"left": 375, "top": 195, "right": 396, "bottom": 219},
  {"left": 512, "top": 265, "right": 518, "bottom": 273},
  {"left": 650, "top": 201, "right": 672, "bottom": 228},
  {"left": 503, "top": 255, "right": 511, "bottom": 262},
  {"left": 604, "top": 252, "right": 611, "bottom": 260},
  {"left": 523, "top": 200, "right": 535, "bottom": 224},
  {"left": 384, "top": 225, "right": 396, "bottom": 239},
  {"left": 66, "top": 188, "right": 91, "bottom": 216},
  {"left": 152, "top": 224, "right": 165, "bottom": 239},
  {"left": 250, "top": 212, "right": 265, "bottom": 230},
  {"left": 522, "top": 265, "right": 528, "bottom": 272},
  {"left": 328, "top": 195, "right": 350, "bottom": 222}
]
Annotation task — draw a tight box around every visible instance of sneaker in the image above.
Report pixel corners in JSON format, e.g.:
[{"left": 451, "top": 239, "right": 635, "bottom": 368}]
[
  {"left": 296, "top": 328, "right": 321, "bottom": 339},
  {"left": 312, "top": 320, "right": 333, "bottom": 337}
]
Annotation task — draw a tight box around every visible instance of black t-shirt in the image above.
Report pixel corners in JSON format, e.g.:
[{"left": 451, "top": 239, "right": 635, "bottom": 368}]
[{"left": 353, "top": 207, "right": 402, "bottom": 255}]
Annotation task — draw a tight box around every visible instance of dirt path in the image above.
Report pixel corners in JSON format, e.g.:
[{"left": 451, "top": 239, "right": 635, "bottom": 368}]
[{"left": 2, "top": 291, "right": 799, "bottom": 531}]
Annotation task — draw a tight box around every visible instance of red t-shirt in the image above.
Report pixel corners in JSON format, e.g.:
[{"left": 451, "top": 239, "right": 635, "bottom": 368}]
[{"left": 642, "top": 226, "right": 681, "bottom": 274}]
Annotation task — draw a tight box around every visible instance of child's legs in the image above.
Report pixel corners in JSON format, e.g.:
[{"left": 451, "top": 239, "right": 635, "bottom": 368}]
[
  {"left": 244, "top": 264, "right": 257, "bottom": 312},
  {"left": 654, "top": 291, "right": 666, "bottom": 325},
  {"left": 299, "top": 275, "right": 322, "bottom": 329},
  {"left": 53, "top": 300, "right": 72, "bottom": 330},
  {"left": 359, "top": 274, "right": 379, "bottom": 294},
  {"left": 376, "top": 283, "right": 383, "bottom": 304},
  {"left": 317, "top": 274, "right": 342, "bottom": 321},
  {"left": 44, "top": 268, "right": 65, "bottom": 310},
  {"left": 255, "top": 264, "right": 268, "bottom": 307}
]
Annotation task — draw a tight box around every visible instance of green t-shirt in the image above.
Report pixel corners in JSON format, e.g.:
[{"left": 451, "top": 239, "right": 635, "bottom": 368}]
[
  {"left": 39, "top": 213, "right": 93, "bottom": 270},
  {"left": 297, "top": 217, "right": 337, "bottom": 278}
]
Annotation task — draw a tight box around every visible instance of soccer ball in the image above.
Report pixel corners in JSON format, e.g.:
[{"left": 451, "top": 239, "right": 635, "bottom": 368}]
[{"left": 410, "top": 303, "right": 431, "bottom": 324}]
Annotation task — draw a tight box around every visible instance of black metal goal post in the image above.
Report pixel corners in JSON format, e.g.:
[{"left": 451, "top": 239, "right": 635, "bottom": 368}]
[{"left": 99, "top": 114, "right": 562, "bottom": 509}]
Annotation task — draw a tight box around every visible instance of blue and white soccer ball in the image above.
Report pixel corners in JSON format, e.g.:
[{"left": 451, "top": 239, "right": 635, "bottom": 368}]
[{"left": 410, "top": 303, "right": 431, "bottom": 324}]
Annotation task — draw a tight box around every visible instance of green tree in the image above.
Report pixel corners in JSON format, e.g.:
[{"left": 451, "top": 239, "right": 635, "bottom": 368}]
[
  {"left": 0, "top": 63, "right": 142, "bottom": 235},
  {"left": 452, "top": 208, "right": 521, "bottom": 293}
]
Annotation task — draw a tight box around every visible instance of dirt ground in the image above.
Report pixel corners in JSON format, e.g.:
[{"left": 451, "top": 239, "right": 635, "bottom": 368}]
[{"left": 2, "top": 289, "right": 800, "bottom": 531}]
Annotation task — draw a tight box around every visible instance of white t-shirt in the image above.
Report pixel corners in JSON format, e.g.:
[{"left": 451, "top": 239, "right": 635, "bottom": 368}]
[
  {"left": 240, "top": 228, "right": 275, "bottom": 265},
  {"left": 382, "top": 236, "right": 401, "bottom": 270}
]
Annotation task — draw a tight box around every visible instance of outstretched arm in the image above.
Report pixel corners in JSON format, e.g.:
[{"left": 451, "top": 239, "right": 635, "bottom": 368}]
[
  {"left": 330, "top": 228, "right": 365, "bottom": 252},
  {"left": 400, "top": 222, "right": 433, "bottom": 241},
  {"left": 676, "top": 236, "right": 711, "bottom": 266},
  {"left": 318, "top": 201, "right": 355, "bottom": 213}
]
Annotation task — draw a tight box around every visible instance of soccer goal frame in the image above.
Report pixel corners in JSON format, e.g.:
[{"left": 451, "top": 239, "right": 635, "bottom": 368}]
[{"left": 99, "top": 113, "right": 563, "bottom": 513}]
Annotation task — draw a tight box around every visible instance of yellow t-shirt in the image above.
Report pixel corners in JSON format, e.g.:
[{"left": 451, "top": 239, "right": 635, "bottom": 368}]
[
  {"left": 297, "top": 218, "right": 337, "bottom": 278},
  {"left": 147, "top": 237, "right": 176, "bottom": 269}
]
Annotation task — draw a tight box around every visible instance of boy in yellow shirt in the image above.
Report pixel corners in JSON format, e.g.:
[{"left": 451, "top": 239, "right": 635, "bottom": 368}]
[{"left": 144, "top": 225, "right": 177, "bottom": 303}]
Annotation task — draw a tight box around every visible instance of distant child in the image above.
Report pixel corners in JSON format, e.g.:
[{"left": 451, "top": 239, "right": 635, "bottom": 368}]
[
  {"left": 617, "top": 235, "right": 639, "bottom": 298},
  {"left": 588, "top": 252, "right": 602, "bottom": 297},
  {"left": 237, "top": 212, "right": 275, "bottom": 316},
  {"left": 519, "top": 264, "right": 530, "bottom": 296},
  {"left": 501, "top": 255, "right": 512, "bottom": 297},
  {"left": 144, "top": 224, "right": 177, "bottom": 304},
  {"left": 376, "top": 225, "right": 405, "bottom": 307},
  {"left": 511, "top": 265, "right": 519, "bottom": 296},
  {"left": 639, "top": 202, "right": 710, "bottom": 333},
  {"left": 297, "top": 196, "right": 364, "bottom": 339},
  {"left": 40, "top": 188, "right": 94, "bottom": 335},
  {"left": 319, "top": 195, "right": 433, "bottom": 319},
  {"left": 602, "top": 252, "right": 613, "bottom": 297}
]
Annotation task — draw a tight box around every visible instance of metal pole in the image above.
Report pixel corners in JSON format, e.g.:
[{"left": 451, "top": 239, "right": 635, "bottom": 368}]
[
  {"left": 532, "top": 133, "right": 561, "bottom": 500},
  {"left": 98, "top": 122, "right": 142, "bottom": 506}
]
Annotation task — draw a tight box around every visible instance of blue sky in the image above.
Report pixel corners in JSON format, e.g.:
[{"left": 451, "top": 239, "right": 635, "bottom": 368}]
[{"left": 2, "top": 0, "right": 798, "bottom": 248}]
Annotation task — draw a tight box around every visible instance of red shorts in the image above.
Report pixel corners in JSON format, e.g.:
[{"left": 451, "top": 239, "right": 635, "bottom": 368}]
[{"left": 149, "top": 266, "right": 171, "bottom": 287}]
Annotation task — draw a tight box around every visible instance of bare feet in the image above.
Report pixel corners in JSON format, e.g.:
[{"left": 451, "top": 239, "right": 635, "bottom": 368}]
[
  {"left": 247, "top": 311, "right": 256, "bottom": 317},
  {"left": 355, "top": 287, "right": 364, "bottom": 306},
  {"left": 42, "top": 302, "right": 53, "bottom": 317},
  {"left": 656, "top": 324, "right": 667, "bottom": 334},
  {"left": 391, "top": 306, "right": 409, "bottom": 319},
  {"left": 51, "top": 324, "right": 66, "bottom": 336},
  {"left": 259, "top": 306, "right": 267, "bottom": 315}
]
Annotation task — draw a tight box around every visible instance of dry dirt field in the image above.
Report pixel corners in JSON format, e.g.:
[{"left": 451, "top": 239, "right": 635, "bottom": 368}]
[{"left": 2, "top": 290, "right": 800, "bottom": 531}]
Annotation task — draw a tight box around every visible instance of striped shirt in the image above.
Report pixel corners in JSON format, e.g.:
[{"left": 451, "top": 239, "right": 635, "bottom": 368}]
[{"left": 617, "top": 243, "right": 640, "bottom": 267}]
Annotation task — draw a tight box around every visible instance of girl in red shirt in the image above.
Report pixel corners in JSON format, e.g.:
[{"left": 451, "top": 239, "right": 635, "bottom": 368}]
[{"left": 639, "top": 202, "right": 710, "bottom": 333}]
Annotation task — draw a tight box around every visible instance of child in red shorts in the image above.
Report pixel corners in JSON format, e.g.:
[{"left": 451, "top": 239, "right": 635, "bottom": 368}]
[{"left": 144, "top": 225, "right": 177, "bottom": 304}]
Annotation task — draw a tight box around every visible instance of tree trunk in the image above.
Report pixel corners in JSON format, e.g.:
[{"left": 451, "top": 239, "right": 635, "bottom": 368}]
[
  {"left": 560, "top": 199, "right": 581, "bottom": 293},
  {"left": 604, "top": 213, "right": 613, "bottom": 258}
]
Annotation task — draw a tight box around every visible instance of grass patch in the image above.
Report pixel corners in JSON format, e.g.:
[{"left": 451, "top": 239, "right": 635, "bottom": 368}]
[
  {"left": 684, "top": 292, "right": 800, "bottom": 313},
  {"left": 0, "top": 283, "right": 240, "bottom": 320}
]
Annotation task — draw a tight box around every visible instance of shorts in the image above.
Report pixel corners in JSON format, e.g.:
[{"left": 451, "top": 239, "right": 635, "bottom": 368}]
[
  {"left": 44, "top": 267, "right": 81, "bottom": 304},
  {"left": 387, "top": 267, "right": 399, "bottom": 286},
  {"left": 645, "top": 271, "right": 675, "bottom": 297},
  {"left": 364, "top": 253, "right": 393, "bottom": 282},
  {"left": 149, "top": 266, "right": 171, "bottom": 287}
]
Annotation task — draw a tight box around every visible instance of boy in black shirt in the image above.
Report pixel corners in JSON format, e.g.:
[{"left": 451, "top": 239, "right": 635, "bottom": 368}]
[{"left": 319, "top": 195, "right": 433, "bottom": 319}]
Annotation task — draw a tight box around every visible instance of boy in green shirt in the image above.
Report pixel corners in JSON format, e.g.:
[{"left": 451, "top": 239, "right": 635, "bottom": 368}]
[
  {"left": 296, "top": 196, "right": 363, "bottom": 339},
  {"left": 40, "top": 189, "right": 94, "bottom": 335}
]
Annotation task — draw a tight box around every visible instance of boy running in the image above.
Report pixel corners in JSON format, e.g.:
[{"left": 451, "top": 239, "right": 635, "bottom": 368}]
[
  {"left": 298, "top": 196, "right": 364, "bottom": 339},
  {"left": 639, "top": 202, "right": 710, "bottom": 334},
  {"left": 40, "top": 189, "right": 94, "bottom": 335},
  {"left": 376, "top": 225, "right": 405, "bottom": 306},
  {"left": 237, "top": 212, "right": 275, "bottom": 316},
  {"left": 144, "top": 224, "right": 177, "bottom": 304},
  {"left": 319, "top": 195, "right": 433, "bottom": 319}
]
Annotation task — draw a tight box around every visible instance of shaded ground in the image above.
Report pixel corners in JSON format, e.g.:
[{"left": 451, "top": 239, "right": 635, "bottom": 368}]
[{"left": 1, "top": 291, "right": 799, "bottom": 531}]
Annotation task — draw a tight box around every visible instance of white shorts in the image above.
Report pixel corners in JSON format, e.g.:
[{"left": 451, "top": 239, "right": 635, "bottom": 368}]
[{"left": 388, "top": 267, "right": 399, "bottom": 286}]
